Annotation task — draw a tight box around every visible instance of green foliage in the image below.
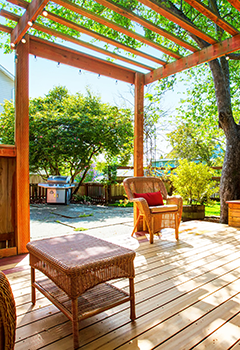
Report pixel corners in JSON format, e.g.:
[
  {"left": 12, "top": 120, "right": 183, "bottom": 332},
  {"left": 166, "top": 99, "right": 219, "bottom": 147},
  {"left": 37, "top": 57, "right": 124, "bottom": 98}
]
[
  {"left": 72, "top": 194, "right": 93, "bottom": 203},
  {"left": 170, "top": 159, "right": 218, "bottom": 205},
  {"left": 74, "top": 227, "right": 88, "bottom": 231},
  {"left": 109, "top": 199, "right": 133, "bottom": 207},
  {"left": 167, "top": 66, "right": 225, "bottom": 165},
  {"left": 100, "top": 161, "right": 118, "bottom": 186},
  {"left": 0, "top": 86, "right": 133, "bottom": 183},
  {"left": 78, "top": 213, "right": 93, "bottom": 218}
]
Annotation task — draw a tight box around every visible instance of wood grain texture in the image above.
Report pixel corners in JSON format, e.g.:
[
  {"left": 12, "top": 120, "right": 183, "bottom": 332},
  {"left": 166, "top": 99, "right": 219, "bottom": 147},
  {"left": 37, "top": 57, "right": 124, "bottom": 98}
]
[
  {"left": 15, "top": 38, "right": 30, "bottom": 254},
  {"left": 1, "top": 221, "right": 240, "bottom": 349}
]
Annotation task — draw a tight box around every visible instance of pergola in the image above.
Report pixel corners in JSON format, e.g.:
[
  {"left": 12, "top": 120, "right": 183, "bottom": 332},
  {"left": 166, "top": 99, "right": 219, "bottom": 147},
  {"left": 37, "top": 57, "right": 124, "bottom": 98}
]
[{"left": 0, "top": 0, "right": 240, "bottom": 256}]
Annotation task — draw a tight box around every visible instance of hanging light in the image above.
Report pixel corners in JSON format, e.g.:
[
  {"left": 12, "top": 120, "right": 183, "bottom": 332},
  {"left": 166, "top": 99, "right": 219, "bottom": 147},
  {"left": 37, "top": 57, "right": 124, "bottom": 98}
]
[
  {"left": 10, "top": 43, "right": 15, "bottom": 48},
  {"left": 42, "top": 8, "right": 48, "bottom": 16},
  {"left": 21, "top": 36, "right": 26, "bottom": 44},
  {"left": 28, "top": 20, "right": 33, "bottom": 26}
]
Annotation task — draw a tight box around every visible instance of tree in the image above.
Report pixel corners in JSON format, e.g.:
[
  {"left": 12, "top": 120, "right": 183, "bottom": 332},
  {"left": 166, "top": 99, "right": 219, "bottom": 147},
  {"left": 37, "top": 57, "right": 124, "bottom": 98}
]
[
  {"left": 166, "top": 67, "right": 226, "bottom": 166},
  {"left": 0, "top": 86, "right": 133, "bottom": 186},
  {"left": 141, "top": 1, "right": 240, "bottom": 223}
]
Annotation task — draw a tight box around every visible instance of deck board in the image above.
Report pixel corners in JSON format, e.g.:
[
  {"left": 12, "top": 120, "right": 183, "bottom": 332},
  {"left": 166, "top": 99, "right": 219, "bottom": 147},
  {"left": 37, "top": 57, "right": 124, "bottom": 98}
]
[{"left": 1, "top": 220, "right": 240, "bottom": 349}]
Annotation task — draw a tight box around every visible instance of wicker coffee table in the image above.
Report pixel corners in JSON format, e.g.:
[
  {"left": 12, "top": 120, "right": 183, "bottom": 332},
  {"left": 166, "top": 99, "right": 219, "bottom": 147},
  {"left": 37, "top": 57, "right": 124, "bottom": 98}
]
[{"left": 26, "top": 233, "right": 136, "bottom": 349}]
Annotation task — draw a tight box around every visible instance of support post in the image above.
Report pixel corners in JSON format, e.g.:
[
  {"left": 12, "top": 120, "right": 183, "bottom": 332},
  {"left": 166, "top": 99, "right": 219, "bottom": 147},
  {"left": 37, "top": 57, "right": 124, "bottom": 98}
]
[
  {"left": 15, "top": 36, "right": 30, "bottom": 254},
  {"left": 134, "top": 73, "right": 144, "bottom": 232},
  {"left": 134, "top": 73, "right": 144, "bottom": 176}
]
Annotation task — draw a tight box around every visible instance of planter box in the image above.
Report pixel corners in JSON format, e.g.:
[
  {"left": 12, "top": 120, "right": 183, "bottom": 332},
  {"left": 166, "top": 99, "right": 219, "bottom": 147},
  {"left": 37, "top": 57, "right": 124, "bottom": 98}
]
[{"left": 182, "top": 205, "right": 205, "bottom": 221}]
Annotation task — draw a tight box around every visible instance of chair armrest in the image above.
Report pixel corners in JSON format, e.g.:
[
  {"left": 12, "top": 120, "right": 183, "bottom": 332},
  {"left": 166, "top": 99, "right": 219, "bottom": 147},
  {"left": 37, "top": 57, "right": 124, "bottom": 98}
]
[
  {"left": 166, "top": 195, "right": 183, "bottom": 208},
  {"left": 131, "top": 197, "right": 151, "bottom": 216}
]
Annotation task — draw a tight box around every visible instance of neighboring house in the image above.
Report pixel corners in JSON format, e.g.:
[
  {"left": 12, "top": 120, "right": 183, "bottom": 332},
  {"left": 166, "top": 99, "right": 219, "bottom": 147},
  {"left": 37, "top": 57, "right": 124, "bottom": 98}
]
[
  {"left": 151, "top": 159, "right": 178, "bottom": 168},
  {"left": 0, "top": 64, "right": 14, "bottom": 113}
]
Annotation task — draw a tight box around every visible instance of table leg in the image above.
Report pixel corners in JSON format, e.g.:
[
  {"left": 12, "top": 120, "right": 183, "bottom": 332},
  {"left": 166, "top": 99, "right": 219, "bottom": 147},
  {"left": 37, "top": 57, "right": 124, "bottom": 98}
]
[
  {"left": 31, "top": 267, "right": 36, "bottom": 305},
  {"left": 72, "top": 298, "right": 79, "bottom": 349},
  {"left": 175, "top": 212, "right": 179, "bottom": 240},
  {"left": 129, "top": 277, "right": 136, "bottom": 321}
]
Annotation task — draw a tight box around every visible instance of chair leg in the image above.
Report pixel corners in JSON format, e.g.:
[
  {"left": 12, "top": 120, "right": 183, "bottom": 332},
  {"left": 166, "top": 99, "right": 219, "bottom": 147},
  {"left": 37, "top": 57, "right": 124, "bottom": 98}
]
[
  {"left": 131, "top": 214, "right": 141, "bottom": 237},
  {"left": 149, "top": 216, "right": 154, "bottom": 244},
  {"left": 175, "top": 212, "right": 179, "bottom": 240}
]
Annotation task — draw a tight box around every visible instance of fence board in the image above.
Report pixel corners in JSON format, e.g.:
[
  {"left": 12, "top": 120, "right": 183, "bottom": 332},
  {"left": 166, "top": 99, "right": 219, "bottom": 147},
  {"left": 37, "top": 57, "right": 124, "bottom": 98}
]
[{"left": 0, "top": 157, "right": 16, "bottom": 248}]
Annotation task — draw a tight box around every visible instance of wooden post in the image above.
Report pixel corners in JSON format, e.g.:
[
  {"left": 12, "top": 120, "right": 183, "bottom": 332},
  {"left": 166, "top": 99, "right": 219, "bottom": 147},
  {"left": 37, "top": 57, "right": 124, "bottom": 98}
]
[
  {"left": 134, "top": 73, "right": 144, "bottom": 177},
  {"left": 15, "top": 36, "right": 30, "bottom": 254},
  {"left": 134, "top": 73, "right": 144, "bottom": 231}
]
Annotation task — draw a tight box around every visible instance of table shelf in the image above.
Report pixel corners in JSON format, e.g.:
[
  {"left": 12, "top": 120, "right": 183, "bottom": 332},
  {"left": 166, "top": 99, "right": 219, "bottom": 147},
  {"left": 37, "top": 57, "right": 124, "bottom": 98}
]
[{"left": 34, "top": 278, "right": 131, "bottom": 322}]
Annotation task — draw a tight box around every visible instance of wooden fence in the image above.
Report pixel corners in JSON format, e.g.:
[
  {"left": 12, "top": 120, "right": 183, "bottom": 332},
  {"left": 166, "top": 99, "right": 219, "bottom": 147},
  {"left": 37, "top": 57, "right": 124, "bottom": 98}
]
[
  {"left": 30, "top": 166, "right": 222, "bottom": 204},
  {"left": 30, "top": 182, "right": 126, "bottom": 204}
]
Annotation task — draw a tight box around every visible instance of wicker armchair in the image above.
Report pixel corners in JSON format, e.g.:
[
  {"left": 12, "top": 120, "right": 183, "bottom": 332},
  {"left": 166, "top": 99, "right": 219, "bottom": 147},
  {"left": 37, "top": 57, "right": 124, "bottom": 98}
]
[
  {"left": 0, "top": 271, "right": 16, "bottom": 350},
  {"left": 123, "top": 176, "right": 183, "bottom": 244}
]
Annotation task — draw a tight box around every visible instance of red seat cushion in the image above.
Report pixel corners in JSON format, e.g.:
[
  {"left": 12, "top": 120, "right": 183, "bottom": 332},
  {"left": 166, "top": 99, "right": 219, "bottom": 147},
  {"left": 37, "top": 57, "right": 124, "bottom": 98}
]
[{"left": 133, "top": 191, "right": 164, "bottom": 206}]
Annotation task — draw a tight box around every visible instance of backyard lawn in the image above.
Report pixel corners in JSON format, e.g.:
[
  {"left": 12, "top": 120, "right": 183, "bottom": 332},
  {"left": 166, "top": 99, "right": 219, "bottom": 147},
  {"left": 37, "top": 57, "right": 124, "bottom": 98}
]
[
  {"left": 205, "top": 201, "right": 220, "bottom": 216},
  {"left": 111, "top": 200, "right": 221, "bottom": 217}
]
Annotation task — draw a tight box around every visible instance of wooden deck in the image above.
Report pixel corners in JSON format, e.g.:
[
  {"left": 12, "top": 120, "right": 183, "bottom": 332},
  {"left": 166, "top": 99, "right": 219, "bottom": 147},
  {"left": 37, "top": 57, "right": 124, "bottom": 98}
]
[{"left": 1, "top": 220, "right": 240, "bottom": 349}]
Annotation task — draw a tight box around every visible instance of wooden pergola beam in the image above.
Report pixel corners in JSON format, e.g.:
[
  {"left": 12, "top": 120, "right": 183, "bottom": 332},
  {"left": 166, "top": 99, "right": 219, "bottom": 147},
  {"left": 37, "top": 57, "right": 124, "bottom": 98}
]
[
  {"left": 145, "top": 33, "right": 240, "bottom": 84},
  {"left": 6, "top": 0, "right": 165, "bottom": 66},
  {"left": 29, "top": 36, "right": 136, "bottom": 83},
  {"left": 54, "top": 0, "right": 182, "bottom": 60},
  {"left": 0, "top": 9, "right": 153, "bottom": 71},
  {"left": 15, "top": 36, "right": 30, "bottom": 254},
  {"left": 184, "top": 0, "right": 239, "bottom": 36},
  {"left": 11, "top": 0, "right": 49, "bottom": 45},
  {"left": 33, "top": 23, "right": 153, "bottom": 71},
  {"left": 138, "top": 0, "right": 217, "bottom": 44},
  {"left": 0, "top": 23, "right": 12, "bottom": 34},
  {"left": 94, "top": 0, "right": 198, "bottom": 53},
  {"left": 134, "top": 73, "right": 144, "bottom": 177},
  {"left": 46, "top": 11, "right": 166, "bottom": 66},
  {"left": 227, "top": 0, "right": 240, "bottom": 11},
  {"left": 133, "top": 72, "right": 144, "bottom": 232}
]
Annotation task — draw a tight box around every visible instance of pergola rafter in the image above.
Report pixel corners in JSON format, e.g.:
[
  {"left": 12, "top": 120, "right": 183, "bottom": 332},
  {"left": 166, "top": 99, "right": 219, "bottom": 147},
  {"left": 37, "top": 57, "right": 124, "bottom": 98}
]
[
  {"left": 93, "top": 0, "right": 198, "bottom": 52},
  {"left": 53, "top": 0, "right": 183, "bottom": 59},
  {"left": 0, "top": 0, "right": 240, "bottom": 255},
  {"left": 227, "top": 0, "right": 240, "bottom": 12},
  {"left": 1, "top": 9, "right": 154, "bottom": 71},
  {"left": 138, "top": 0, "right": 218, "bottom": 44},
  {"left": 184, "top": 0, "right": 239, "bottom": 36},
  {"left": 11, "top": 0, "right": 49, "bottom": 45}
]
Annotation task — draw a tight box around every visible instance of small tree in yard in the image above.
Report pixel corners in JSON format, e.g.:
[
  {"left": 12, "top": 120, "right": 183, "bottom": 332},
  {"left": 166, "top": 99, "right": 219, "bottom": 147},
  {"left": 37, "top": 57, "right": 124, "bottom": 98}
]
[
  {"left": 0, "top": 86, "right": 133, "bottom": 188},
  {"left": 170, "top": 160, "right": 217, "bottom": 205}
]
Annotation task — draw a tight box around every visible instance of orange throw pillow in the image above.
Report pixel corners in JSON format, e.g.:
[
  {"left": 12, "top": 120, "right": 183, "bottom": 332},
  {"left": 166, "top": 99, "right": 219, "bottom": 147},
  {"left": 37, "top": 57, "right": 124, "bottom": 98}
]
[{"left": 133, "top": 191, "right": 164, "bottom": 206}]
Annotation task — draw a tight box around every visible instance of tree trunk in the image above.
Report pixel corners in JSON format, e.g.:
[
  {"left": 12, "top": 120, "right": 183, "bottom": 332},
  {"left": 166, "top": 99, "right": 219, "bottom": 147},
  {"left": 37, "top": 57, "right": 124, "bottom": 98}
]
[
  {"left": 164, "top": 0, "right": 240, "bottom": 224},
  {"left": 220, "top": 135, "right": 240, "bottom": 223},
  {"left": 208, "top": 59, "right": 240, "bottom": 223}
]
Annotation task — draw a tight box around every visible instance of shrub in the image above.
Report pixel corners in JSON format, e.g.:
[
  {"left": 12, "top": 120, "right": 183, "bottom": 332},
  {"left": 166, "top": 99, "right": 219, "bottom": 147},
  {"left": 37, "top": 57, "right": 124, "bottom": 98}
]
[{"left": 170, "top": 159, "right": 218, "bottom": 205}]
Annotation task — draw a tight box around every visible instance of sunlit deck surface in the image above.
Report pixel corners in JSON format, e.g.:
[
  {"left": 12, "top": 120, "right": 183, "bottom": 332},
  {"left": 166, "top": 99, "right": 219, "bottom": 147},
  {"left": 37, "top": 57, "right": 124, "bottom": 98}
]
[{"left": 1, "top": 220, "right": 240, "bottom": 350}]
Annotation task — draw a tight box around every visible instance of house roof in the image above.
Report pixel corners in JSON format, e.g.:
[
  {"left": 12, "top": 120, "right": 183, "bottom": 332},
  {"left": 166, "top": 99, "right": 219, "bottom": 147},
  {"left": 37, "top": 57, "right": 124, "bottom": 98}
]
[{"left": 0, "top": 64, "right": 14, "bottom": 81}]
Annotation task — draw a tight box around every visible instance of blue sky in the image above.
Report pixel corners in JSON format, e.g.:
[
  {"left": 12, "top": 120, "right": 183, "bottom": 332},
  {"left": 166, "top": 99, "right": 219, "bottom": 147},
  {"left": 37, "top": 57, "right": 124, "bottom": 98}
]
[
  {"left": 0, "top": 47, "right": 135, "bottom": 107},
  {"left": 0, "top": 46, "right": 184, "bottom": 157}
]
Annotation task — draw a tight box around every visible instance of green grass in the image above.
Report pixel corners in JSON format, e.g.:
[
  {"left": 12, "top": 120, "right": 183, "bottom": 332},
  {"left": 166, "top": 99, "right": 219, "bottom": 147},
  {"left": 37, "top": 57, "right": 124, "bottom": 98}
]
[
  {"left": 111, "top": 199, "right": 221, "bottom": 216},
  {"left": 74, "top": 227, "right": 88, "bottom": 231},
  {"left": 78, "top": 213, "right": 93, "bottom": 218},
  {"left": 109, "top": 201, "right": 133, "bottom": 207},
  {"left": 205, "top": 201, "right": 220, "bottom": 216}
]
